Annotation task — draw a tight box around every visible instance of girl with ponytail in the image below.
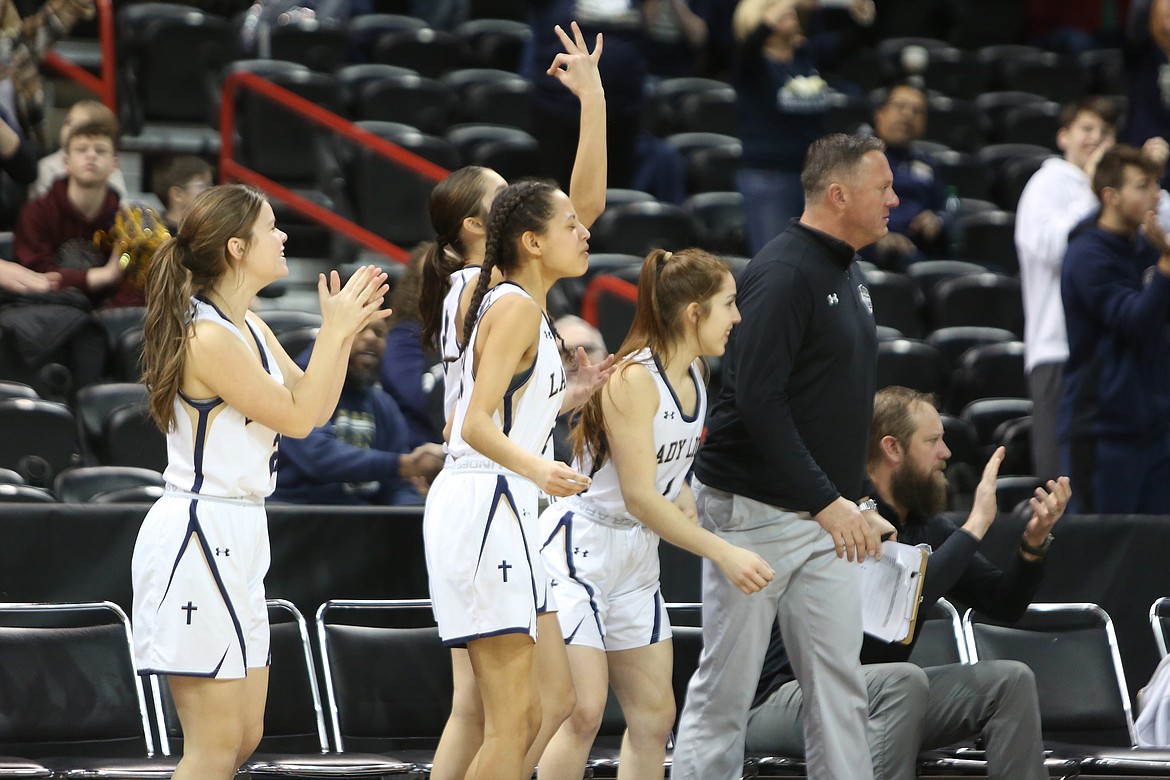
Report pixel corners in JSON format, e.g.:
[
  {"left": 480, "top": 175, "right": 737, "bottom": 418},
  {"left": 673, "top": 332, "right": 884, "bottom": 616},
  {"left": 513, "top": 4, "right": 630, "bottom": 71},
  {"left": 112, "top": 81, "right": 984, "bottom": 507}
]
[
  {"left": 535, "top": 248, "right": 776, "bottom": 780},
  {"left": 133, "top": 184, "right": 390, "bottom": 780},
  {"left": 421, "top": 21, "right": 614, "bottom": 780},
  {"left": 423, "top": 179, "right": 600, "bottom": 780}
]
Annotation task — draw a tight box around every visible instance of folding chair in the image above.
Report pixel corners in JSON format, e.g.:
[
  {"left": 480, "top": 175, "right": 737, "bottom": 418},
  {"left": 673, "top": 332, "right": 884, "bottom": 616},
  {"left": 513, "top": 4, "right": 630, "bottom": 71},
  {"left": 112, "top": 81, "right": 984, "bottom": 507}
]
[
  {"left": 155, "top": 599, "right": 417, "bottom": 778},
  {"left": 0, "top": 601, "right": 176, "bottom": 778},
  {"left": 316, "top": 599, "right": 455, "bottom": 773},
  {"left": 1150, "top": 597, "right": 1170, "bottom": 659},
  {"left": 964, "top": 602, "right": 1170, "bottom": 775},
  {"left": 909, "top": 598, "right": 969, "bottom": 669}
]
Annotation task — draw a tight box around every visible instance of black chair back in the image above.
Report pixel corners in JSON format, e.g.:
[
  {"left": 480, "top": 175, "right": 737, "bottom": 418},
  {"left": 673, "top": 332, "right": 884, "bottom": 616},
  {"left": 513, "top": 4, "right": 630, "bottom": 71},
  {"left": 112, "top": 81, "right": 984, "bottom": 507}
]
[{"left": 964, "top": 603, "right": 1136, "bottom": 747}]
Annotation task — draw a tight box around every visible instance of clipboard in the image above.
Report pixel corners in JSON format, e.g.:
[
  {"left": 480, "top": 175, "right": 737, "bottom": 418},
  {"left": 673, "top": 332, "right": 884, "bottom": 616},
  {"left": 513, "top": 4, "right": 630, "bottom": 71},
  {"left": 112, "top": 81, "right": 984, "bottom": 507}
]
[{"left": 858, "top": 540, "right": 929, "bottom": 644}]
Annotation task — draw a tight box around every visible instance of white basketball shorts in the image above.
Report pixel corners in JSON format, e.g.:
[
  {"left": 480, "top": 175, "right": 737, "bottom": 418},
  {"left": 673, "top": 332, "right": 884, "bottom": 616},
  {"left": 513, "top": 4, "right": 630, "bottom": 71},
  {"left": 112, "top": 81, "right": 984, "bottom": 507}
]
[
  {"left": 539, "top": 501, "right": 671, "bottom": 652},
  {"left": 131, "top": 492, "right": 271, "bottom": 679},
  {"left": 424, "top": 466, "right": 549, "bottom": 648}
]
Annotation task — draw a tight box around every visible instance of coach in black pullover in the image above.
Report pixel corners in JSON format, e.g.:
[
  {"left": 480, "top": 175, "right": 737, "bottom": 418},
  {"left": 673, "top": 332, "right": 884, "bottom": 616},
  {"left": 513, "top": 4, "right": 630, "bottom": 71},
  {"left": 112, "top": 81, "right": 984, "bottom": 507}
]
[
  {"left": 695, "top": 219, "right": 877, "bottom": 512},
  {"left": 673, "top": 134, "right": 896, "bottom": 780}
]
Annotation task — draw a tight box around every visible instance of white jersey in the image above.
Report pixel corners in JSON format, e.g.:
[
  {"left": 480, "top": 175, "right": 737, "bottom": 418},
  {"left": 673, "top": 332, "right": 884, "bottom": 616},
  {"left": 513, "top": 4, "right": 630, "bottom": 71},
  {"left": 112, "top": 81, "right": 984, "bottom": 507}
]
[
  {"left": 447, "top": 282, "right": 566, "bottom": 464},
  {"left": 163, "top": 297, "right": 284, "bottom": 499},
  {"left": 440, "top": 265, "right": 482, "bottom": 420},
  {"left": 570, "top": 349, "right": 706, "bottom": 525}
]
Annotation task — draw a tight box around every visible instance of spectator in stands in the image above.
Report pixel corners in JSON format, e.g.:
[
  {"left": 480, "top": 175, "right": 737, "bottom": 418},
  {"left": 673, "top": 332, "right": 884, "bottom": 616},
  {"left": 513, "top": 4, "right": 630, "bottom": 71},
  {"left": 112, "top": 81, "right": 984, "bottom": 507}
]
[
  {"left": 0, "top": 258, "right": 55, "bottom": 292},
  {"left": 4, "top": 115, "right": 130, "bottom": 393},
  {"left": 551, "top": 314, "right": 608, "bottom": 462},
  {"left": 747, "top": 386, "right": 1070, "bottom": 780},
  {"left": 864, "top": 82, "right": 949, "bottom": 270},
  {"left": 0, "top": 106, "right": 38, "bottom": 231},
  {"left": 13, "top": 115, "right": 139, "bottom": 307},
  {"left": 643, "top": 0, "right": 710, "bottom": 77},
  {"left": 32, "top": 100, "right": 128, "bottom": 199},
  {"left": 380, "top": 244, "right": 443, "bottom": 449},
  {"left": 273, "top": 319, "right": 445, "bottom": 506},
  {"left": 1016, "top": 96, "right": 1121, "bottom": 484},
  {"left": 1125, "top": 0, "right": 1170, "bottom": 185},
  {"left": 1026, "top": 0, "right": 1130, "bottom": 53},
  {"left": 151, "top": 155, "right": 214, "bottom": 233},
  {"left": 1060, "top": 144, "right": 1170, "bottom": 514},
  {"left": 732, "top": 0, "right": 877, "bottom": 255}
]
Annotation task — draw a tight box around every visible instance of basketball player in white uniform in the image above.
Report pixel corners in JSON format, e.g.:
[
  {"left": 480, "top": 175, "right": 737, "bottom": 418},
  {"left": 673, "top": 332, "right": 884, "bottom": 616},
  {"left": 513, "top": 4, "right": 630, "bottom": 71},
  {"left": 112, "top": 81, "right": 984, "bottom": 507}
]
[
  {"left": 423, "top": 180, "right": 597, "bottom": 780},
  {"left": 535, "top": 249, "right": 775, "bottom": 780},
  {"left": 416, "top": 24, "right": 613, "bottom": 780},
  {"left": 133, "top": 184, "right": 388, "bottom": 780}
]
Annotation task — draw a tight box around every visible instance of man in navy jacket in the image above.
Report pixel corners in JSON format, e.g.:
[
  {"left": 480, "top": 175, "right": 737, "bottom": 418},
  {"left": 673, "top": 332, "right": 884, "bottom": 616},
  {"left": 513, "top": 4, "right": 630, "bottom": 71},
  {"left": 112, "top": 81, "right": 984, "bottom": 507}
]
[{"left": 1060, "top": 144, "right": 1170, "bottom": 513}]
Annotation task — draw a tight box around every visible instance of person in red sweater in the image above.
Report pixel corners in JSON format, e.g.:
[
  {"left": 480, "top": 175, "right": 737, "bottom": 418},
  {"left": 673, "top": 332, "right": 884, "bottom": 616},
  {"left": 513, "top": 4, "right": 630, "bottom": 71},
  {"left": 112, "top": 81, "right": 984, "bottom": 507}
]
[{"left": 13, "top": 116, "right": 141, "bottom": 308}]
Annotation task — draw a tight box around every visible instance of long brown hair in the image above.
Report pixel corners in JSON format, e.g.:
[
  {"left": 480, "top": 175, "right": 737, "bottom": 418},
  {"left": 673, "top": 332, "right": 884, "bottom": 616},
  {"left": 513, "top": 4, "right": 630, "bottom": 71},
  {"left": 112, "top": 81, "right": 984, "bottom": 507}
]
[
  {"left": 141, "top": 184, "right": 266, "bottom": 431},
  {"left": 571, "top": 247, "right": 731, "bottom": 467},
  {"left": 461, "top": 179, "right": 559, "bottom": 348},
  {"left": 418, "top": 165, "right": 494, "bottom": 349}
]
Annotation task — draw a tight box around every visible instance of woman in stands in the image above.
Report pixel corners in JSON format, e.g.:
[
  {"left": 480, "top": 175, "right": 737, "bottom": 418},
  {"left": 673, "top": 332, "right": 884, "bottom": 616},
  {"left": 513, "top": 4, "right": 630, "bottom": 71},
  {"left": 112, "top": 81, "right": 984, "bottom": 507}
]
[
  {"left": 732, "top": 0, "right": 876, "bottom": 253},
  {"left": 423, "top": 179, "right": 596, "bottom": 780},
  {"left": 133, "top": 184, "right": 388, "bottom": 780},
  {"left": 416, "top": 21, "right": 612, "bottom": 780},
  {"left": 536, "top": 248, "right": 775, "bottom": 780}
]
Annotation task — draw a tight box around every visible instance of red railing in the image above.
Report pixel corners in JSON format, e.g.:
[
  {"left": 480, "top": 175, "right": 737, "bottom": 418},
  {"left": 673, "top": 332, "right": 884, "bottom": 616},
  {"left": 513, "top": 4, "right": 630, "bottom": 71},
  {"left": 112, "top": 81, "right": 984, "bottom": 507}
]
[
  {"left": 219, "top": 70, "right": 452, "bottom": 263},
  {"left": 581, "top": 274, "right": 638, "bottom": 328},
  {"left": 42, "top": 0, "right": 116, "bottom": 110}
]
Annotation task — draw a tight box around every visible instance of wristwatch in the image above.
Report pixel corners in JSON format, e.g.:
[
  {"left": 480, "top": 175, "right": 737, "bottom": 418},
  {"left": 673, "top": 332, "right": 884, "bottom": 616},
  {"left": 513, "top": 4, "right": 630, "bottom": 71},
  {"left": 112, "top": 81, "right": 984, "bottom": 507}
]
[
  {"left": 858, "top": 499, "right": 878, "bottom": 513},
  {"left": 1020, "top": 532, "right": 1054, "bottom": 558}
]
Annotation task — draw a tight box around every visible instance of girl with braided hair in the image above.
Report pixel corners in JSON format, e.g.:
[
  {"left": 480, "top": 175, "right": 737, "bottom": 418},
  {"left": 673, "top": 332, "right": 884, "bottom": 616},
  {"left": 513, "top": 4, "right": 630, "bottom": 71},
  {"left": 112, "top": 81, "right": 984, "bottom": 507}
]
[
  {"left": 423, "top": 179, "right": 595, "bottom": 780},
  {"left": 416, "top": 20, "right": 614, "bottom": 780},
  {"left": 535, "top": 249, "right": 775, "bottom": 780},
  {"left": 132, "top": 184, "right": 389, "bottom": 780}
]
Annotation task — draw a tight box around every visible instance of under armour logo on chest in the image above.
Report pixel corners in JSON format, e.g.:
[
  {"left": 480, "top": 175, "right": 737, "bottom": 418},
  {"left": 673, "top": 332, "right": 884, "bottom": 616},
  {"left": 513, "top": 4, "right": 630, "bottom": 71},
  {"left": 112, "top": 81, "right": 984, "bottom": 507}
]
[
  {"left": 827, "top": 293, "right": 839, "bottom": 306},
  {"left": 215, "top": 548, "right": 230, "bottom": 557}
]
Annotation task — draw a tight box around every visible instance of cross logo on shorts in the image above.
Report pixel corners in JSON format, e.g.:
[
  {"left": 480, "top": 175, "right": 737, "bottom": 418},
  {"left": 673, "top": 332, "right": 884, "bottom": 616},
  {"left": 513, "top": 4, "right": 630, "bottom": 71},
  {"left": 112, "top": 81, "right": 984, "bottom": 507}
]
[
  {"left": 498, "top": 560, "right": 512, "bottom": 582},
  {"left": 574, "top": 547, "right": 589, "bottom": 557},
  {"left": 181, "top": 601, "right": 198, "bottom": 625}
]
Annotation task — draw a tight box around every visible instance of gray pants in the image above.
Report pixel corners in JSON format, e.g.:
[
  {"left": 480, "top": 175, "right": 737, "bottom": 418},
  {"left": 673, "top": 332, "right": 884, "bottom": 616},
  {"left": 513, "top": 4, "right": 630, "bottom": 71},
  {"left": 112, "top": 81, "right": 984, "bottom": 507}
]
[
  {"left": 745, "top": 660, "right": 1047, "bottom": 780},
  {"left": 671, "top": 483, "right": 873, "bottom": 780},
  {"left": 1028, "top": 361, "right": 1064, "bottom": 483}
]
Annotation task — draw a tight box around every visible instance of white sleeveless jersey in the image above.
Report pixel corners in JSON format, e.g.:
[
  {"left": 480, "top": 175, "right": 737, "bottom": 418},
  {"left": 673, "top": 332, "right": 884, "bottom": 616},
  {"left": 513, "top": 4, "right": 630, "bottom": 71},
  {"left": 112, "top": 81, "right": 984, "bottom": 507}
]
[
  {"left": 440, "top": 265, "right": 482, "bottom": 420},
  {"left": 163, "top": 297, "right": 284, "bottom": 499},
  {"left": 447, "top": 282, "right": 566, "bottom": 464},
  {"left": 573, "top": 349, "right": 706, "bottom": 523}
]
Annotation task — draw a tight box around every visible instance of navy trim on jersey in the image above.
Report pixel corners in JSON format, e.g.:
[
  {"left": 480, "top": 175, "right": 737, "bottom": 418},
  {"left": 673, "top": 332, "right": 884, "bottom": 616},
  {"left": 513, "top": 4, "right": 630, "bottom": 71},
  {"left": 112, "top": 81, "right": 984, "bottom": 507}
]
[
  {"left": 501, "top": 361, "right": 535, "bottom": 437},
  {"left": 195, "top": 294, "right": 272, "bottom": 373},
  {"left": 190, "top": 400, "right": 213, "bottom": 493},
  {"left": 244, "top": 319, "right": 271, "bottom": 372},
  {"left": 652, "top": 353, "right": 701, "bottom": 423}
]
